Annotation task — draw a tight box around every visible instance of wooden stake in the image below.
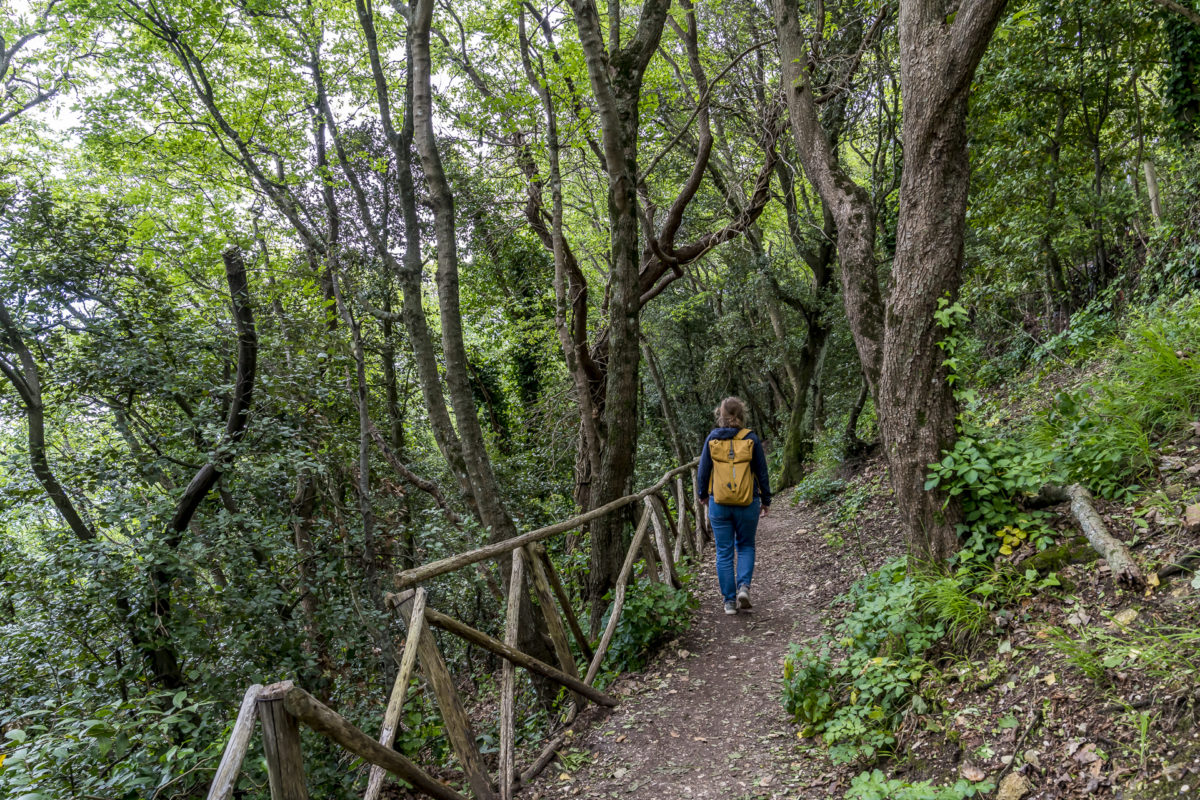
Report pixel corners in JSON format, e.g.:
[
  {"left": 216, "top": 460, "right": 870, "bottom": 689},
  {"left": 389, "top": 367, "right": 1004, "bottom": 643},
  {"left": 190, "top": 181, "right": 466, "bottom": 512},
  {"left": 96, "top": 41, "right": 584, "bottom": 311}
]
[
  {"left": 258, "top": 681, "right": 308, "bottom": 800},
  {"left": 363, "top": 588, "right": 426, "bottom": 800},
  {"left": 675, "top": 476, "right": 697, "bottom": 559},
  {"left": 691, "top": 467, "right": 708, "bottom": 553},
  {"left": 499, "top": 550, "right": 524, "bottom": 800},
  {"left": 395, "top": 594, "right": 497, "bottom": 800},
  {"left": 525, "top": 544, "right": 587, "bottom": 708},
  {"left": 647, "top": 496, "right": 682, "bottom": 589},
  {"left": 206, "top": 684, "right": 263, "bottom": 800},
  {"left": 639, "top": 529, "right": 662, "bottom": 584},
  {"left": 530, "top": 543, "right": 594, "bottom": 662},
  {"left": 282, "top": 686, "right": 468, "bottom": 800},
  {"left": 585, "top": 507, "right": 652, "bottom": 685}
]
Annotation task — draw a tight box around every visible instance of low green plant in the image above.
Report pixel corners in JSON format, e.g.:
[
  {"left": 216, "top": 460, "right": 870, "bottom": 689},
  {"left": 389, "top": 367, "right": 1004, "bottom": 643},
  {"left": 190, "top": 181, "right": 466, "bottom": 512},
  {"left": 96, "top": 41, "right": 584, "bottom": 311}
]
[
  {"left": 602, "top": 580, "right": 696, "bottom": 673},
  {"left": 1044, "top": 621, "right": 1200, "bottom": 688},
  {"left": 845, "top": 769, "right": 995, "bottom": 800},
  {"left": 783, "top": 559, "right": 943, "bottom": 764},
  {"left": 924, "top": 430, "right": 1055, "bottom": 561},
  {"left": 783, "top": 560, "right": 1062, "bottom": 765},
  {"left": 1032, "top": 388, "right": 1151, "bottom": 498},
  {"left": 794, "top": 472, "right": 846, "bottom": 506},
  {"left": 1031, "top": 296, "right": 1200, "bottom": 497}
]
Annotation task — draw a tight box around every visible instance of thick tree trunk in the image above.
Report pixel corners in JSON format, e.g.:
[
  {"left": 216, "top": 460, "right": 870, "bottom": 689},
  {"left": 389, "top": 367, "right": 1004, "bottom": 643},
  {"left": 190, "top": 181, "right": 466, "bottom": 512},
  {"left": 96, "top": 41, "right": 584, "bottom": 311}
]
[
  {"left": 566, "top": 0, "right": 671, "bottom": 632},
  {"left": 881, "top": 0, "right": 1008, "bottom": 562},
  {"left": 777, "top": 0, "right": 1007, "bottom": 562},
  {"left": 775, "top": 0, "right": 884, "bottom": 392},
  {"left": 412, "top": 0, "right": 518, "bottom": 545}
]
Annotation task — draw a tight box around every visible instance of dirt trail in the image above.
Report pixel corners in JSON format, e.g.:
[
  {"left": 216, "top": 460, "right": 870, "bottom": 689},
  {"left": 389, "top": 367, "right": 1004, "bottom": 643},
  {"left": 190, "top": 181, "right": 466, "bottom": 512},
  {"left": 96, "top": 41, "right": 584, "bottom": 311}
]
[{"left": 528, "top": 498, "right": 890, "bottom": 800}]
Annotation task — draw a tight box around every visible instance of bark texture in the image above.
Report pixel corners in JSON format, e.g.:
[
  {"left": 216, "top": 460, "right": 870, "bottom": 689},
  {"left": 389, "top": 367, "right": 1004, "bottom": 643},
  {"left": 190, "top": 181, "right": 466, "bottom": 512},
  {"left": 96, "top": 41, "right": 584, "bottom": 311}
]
[{"left": 776, "top": 0, "right": 1008, "bottom": 560}]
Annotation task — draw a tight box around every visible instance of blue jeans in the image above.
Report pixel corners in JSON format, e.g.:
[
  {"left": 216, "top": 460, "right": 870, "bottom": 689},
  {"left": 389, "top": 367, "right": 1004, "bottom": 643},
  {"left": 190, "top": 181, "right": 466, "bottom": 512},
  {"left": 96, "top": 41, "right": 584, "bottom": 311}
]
[{"left": 708, "top": 498, "right": 759, "bottom": 603}]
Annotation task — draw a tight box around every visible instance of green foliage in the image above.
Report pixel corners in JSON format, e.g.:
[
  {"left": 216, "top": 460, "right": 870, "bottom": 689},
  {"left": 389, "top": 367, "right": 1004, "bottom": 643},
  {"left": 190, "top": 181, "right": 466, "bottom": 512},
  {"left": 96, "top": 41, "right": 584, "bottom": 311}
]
[
  {"left": 1044, "top": 622, "right": 1200, "bottom": 689},
  {"left": 845, "top": 769, "right": 995, "bottom": 800},
  {"left": 1033, "top": 296, "right": 1200, "bottom": 496},
  {"left": 793, "top": 471, "right": 846, "bottom": 506},
  {"left": 924, "top": 430, "right": 1055, "bottom": 561},
  {"left": 783, "top": 560, "right": 1061, "bottom": 764},
  {"left": 783, "top": 560, "right": 943, "bottom": 764},
  {"left": 0, "top": 690, "right": 221, "bottom": 800},
  {"left": 602, "top": 580, "right": 697, "bottom": 674},
  {"left": 1032, "top": 298, "right": 1121, "bottom": 362}
]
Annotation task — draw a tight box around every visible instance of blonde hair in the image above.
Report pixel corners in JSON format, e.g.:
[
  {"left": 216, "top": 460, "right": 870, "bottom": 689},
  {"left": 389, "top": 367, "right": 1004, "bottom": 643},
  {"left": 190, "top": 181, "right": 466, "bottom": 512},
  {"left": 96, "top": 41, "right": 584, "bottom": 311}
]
[{"left": 714, "top": 396, "right": 747, "bottom": 428}]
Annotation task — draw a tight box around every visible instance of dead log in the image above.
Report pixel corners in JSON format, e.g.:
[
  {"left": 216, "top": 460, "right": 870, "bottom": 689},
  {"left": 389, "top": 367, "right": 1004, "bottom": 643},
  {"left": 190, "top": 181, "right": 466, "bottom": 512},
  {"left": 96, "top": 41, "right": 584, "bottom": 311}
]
[{"left": 1041, "top": 484, "right": 1145, "bottom": 590}]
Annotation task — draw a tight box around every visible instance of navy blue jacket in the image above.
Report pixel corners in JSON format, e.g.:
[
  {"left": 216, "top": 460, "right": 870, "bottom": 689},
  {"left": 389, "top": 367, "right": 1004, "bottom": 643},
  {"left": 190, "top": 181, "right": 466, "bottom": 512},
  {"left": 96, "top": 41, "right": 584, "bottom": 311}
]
[{"left": 697, "top": 427, "right": 771, "bottom": 506}]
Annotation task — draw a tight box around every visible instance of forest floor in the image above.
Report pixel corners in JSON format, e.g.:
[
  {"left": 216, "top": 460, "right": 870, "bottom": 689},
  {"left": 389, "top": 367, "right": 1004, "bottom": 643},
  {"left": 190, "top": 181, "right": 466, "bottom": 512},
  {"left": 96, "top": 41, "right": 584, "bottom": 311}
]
[{"left": 523, "top": 455, "right": 1200, "bottom": 800}]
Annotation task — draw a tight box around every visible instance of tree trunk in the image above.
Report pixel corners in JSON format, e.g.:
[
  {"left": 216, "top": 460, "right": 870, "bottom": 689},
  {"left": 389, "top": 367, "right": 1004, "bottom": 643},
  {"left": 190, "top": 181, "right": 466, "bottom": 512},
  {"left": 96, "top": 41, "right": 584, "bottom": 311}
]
[
  {"left": 777, "top": 0, "right": 1008, "bottom": 562},
  {"left": 566, "top": 0, "right": 671, "bottom": 632}
]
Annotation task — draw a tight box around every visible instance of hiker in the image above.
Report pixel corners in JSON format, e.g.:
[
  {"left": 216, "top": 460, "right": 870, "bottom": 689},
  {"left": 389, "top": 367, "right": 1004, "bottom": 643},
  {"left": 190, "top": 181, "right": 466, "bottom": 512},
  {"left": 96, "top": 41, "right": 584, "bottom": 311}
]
[{"left": 696, "top": 396, "right": 771, "bottom": 615}]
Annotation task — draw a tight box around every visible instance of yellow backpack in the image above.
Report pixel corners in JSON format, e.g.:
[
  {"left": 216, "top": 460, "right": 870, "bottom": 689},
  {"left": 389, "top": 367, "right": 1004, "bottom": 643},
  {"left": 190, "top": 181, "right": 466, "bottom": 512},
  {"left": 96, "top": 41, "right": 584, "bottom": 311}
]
[{"left": 708, "top": 428, "right": 755, "bottom": 506}]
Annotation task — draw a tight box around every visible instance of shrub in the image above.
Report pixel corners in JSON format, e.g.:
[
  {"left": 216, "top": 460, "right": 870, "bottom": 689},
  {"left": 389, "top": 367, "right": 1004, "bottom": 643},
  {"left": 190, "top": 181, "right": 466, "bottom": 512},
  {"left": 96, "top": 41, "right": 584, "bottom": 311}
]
[
  {"left": 1031, "top": 295, "right": 1200, "bottom": 497},
  {"left": 603, "top": 580, "right": 696, "bottom": 673},
  {"left": 783, "top": 559, "right": 942, "bottom": 764},
  {"left": 923, "top": 430, "right": 1055, "bottom": 561}
]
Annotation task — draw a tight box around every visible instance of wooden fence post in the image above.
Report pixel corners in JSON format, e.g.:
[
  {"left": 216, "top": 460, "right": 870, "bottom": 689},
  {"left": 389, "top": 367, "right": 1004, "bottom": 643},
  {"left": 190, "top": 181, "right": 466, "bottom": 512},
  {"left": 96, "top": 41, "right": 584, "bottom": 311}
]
[
  {"left": 647, "top": 496, "right": 682, "bottom": 589},
  {"left": 675, "top": 476, "right": 697, "bottom": 559},
  {"left": 691, "top": 467, "right": 709, "bottom": 553},
  {"left": 364, "top": 588, "right": 427, "bottom": 800},
  {"left": 524, "top": 545, "right": 587, "bottom": 708},
  {"left": 499, "top": 549, "right": 524, "bottom": 800},
  {"left": 206, "top": 684, "right": 263, "bottom": 800},
  {"left": 530, "top": 543, "right": 594, "bottom": 662},
  {"left": 395, "top": 592, "right": 497, "bottom": 800},
  {"left": 258, "top": 681, "right": 308, "bottom": 800},
  {"left": 585, "top": 506, "right": 652, "bottom": 685}
]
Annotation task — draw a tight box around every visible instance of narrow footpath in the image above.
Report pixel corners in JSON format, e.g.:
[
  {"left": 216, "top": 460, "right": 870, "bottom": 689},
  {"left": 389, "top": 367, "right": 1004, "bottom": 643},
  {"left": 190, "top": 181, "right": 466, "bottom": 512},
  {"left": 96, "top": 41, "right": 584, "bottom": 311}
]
[{"left": 527, "top": 496, "right": 901, "bottom": 800}]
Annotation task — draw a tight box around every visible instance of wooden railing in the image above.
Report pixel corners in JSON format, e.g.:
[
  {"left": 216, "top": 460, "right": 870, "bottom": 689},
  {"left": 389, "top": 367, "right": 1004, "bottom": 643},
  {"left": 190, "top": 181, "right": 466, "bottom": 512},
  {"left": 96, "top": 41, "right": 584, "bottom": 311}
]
[{"left": 204, "top": 460, "right": 707, "bottom": 800}]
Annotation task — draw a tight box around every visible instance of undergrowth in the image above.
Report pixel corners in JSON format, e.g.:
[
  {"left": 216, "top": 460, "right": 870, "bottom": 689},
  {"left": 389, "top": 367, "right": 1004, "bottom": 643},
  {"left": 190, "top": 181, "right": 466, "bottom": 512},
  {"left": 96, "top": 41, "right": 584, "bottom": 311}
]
[
  {"left": 845, "top": 769, "right": 995, "bottom": 800},
  {"left": 782, "top": 558, "right": 1058, "bottom": 766},
  {"left": 601, "top": 576, "right": 697, "bottom": 675}
]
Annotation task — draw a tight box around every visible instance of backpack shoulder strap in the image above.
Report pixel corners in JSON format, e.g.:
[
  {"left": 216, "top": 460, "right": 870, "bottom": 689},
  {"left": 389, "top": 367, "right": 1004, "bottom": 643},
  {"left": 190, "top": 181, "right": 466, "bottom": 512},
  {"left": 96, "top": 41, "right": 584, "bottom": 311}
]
[{"left": 735, "top": 428, "right": 751, "bottom": 440}]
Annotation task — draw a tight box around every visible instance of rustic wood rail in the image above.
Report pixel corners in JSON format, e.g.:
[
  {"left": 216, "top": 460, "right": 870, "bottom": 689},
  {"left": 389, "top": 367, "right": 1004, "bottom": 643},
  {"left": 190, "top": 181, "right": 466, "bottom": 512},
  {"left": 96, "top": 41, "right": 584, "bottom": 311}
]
[{"left": 203, "top": 459, "right": 709, "bottom": 800}]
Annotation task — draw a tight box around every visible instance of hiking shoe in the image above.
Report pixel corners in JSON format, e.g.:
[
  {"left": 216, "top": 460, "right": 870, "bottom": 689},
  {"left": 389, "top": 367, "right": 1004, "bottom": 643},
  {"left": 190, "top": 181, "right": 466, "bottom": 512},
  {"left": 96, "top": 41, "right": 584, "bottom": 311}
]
[
  {"left": 737, "top": 585, "right": 752, "bottom": 610},
  {"left": 723, "top": 601, "right": 738, "bottom": 615}
]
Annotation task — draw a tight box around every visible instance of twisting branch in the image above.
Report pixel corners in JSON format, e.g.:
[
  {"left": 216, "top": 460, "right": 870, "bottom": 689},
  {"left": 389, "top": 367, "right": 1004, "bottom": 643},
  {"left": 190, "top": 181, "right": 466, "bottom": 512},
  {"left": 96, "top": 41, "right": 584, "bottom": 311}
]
[
  {"left": 168, "top": 247, "right": 257, "bottom": 538},
  {"left": 0, "top": 299, "right": 95, "bottom": 541},
  {"left": 638, "top": 37, "right": 778, "bottom": 182}
]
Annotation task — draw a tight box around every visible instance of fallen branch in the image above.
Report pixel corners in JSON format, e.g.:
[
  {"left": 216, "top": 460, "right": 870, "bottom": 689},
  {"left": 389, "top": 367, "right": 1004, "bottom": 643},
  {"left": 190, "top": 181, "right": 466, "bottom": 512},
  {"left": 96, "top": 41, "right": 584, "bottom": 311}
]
[
  {"left": 996, "top": 707, "right": 1042, "bottom": 782},
  {"left": 1039, "top": 484, "right": 1145, "bottom": 590},
  {"left": 1156, "top": 547, "right": 1200, "bottom": 580}
]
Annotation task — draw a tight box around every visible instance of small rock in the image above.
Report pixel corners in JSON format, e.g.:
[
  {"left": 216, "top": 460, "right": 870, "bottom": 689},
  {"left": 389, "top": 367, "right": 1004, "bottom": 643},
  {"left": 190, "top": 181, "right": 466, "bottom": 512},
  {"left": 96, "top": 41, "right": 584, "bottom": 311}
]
[
  {"left": 1165, "top": 484, "right": 1185, "bottom": 500},
  {"left": 1024, "top": 749, "right": 1041, "bottom": 768},
  {"left": 997, "top": 772, "right": 1032, "bottom": 800},
  {"left": 1161, "top": 455, "right": 1187, "bottom": 472},
  {"left": 1185, "top": 504, "right": 1200, "bottom": 531},
  {"left": 962, "top": 764, "right": 987, "bottom": 782},
  {"left": 1073, "top": 742, "right": 1099, "bottom": 764},
  {"left": 1112, "top": 607, "right": 1139, "bottom": 627}
]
